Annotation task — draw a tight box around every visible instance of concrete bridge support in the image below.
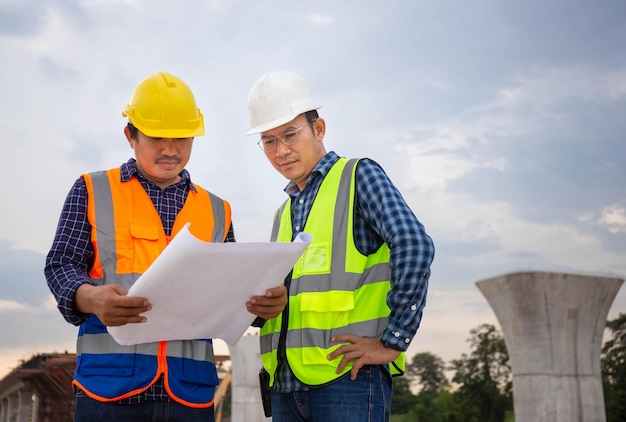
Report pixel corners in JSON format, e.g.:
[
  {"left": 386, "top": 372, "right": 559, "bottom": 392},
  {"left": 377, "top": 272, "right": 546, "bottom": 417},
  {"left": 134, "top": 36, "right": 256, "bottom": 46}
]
[
  {"left": 0, "top": 383, "right": 34, "bottom": 422},
  {"left": 476, "top": 271, "right": 623, "bottom": 422},
  {"left": 230, "top": 335, "right": 270, "bottom": 422}
]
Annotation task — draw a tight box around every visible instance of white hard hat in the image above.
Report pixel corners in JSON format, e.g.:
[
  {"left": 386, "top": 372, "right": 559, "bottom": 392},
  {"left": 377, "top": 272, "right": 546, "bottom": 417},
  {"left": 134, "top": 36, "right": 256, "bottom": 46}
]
[{"left": 246, "top": 70, "right": 322, "bottom": 135}]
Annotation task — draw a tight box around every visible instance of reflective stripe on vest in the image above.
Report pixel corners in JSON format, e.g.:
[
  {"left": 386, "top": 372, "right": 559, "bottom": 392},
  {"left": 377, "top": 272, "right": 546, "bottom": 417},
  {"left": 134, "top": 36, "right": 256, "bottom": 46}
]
[
  {"left": 261, "top": 158, "right": 405, "bottom": 387},
  {"left": 75, "top": 168, "right": 230, "bottom": 407}
]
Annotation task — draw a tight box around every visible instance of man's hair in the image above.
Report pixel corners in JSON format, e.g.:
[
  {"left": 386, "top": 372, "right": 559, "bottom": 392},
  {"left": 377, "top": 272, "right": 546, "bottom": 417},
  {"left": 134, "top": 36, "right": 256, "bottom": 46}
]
[
  {"left": 304, "top": 110, "right": 319, "bottom": 124},
  {"left": 126, "top": 122, "right": 138, "bottom": 139}
]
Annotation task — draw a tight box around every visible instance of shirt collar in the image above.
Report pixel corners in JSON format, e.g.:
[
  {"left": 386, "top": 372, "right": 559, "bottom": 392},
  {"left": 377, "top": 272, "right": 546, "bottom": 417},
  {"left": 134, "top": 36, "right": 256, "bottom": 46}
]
[
  {"left": 120, "top": 158, "right": 196, "bottom": 192},
  {"left": 284, "top": 151, "right": 340, "bottom": 197}
]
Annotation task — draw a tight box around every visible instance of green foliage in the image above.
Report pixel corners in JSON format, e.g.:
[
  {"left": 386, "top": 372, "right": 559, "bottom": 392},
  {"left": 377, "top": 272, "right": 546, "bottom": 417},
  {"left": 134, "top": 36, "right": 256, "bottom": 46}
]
[
  {"left": 602, "top": 313, "right": 626, "bottom": 422},
  {"left": 408, "top": 389, "right": 473, "bottom": 422},
  {"left": 449, "top": 324, "right": 513, "bottom": 422},
  {"left": 407, "top": 352, "right": 448, "bottom": 394},
  {"left": 503, "top": 410, "right": 515, "bottom": 422},
  {"left": 392, "top": 324, "right": 513, "bottom": 421},
  {"left": 391, "top": 376, "right": 420, "bottom": 415}
]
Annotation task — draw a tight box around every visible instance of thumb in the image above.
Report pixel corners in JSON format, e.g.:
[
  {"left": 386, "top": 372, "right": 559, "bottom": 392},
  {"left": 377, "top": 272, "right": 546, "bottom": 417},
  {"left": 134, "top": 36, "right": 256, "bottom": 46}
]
[
  {"left": 266, "top": 285, "right": 286, "bottom": 297},
  {"left": 110, "top": 284, "right": 129, "bottom": 296}
]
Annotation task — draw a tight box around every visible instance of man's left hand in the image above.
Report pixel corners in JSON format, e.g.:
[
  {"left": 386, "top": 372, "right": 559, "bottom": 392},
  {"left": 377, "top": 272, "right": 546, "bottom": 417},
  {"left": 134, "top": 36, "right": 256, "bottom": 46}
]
[
  {"left": 328, "top": 335, "right": 401, "bottom": 380},
  {"left": 246, "top": 285, "right": 288, "bottom": 320}
]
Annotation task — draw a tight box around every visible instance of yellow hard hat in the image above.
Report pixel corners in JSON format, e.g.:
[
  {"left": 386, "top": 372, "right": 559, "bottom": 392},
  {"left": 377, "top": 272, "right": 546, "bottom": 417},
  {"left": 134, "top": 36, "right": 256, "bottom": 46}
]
[{"left": 122, "top": 71, "right": 204, "bottom": 138}]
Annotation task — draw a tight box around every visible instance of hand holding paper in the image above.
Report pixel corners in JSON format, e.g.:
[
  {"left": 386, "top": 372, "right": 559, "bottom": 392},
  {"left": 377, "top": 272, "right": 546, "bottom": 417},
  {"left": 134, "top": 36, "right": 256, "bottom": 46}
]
[
  {"left": 108, "top": 224, "right": 311, "bottom": 345},
  {"left": 246, "top": 284, "right": 288, "bottom": 320}
]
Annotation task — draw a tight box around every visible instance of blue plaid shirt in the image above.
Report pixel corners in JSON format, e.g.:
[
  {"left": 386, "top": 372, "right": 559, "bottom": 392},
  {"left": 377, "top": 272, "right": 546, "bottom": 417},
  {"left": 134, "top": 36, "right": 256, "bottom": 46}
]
[
  {"left": 273, "top": 151, "right": 435, "bottom": 393},
  {"left": 44, "top": 158, "right": 236, "bottom": 403}
]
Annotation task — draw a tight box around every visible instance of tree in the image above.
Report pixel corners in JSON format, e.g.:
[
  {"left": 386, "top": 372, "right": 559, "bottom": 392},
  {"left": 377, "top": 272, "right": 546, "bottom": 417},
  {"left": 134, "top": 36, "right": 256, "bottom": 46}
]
[
  {"left": 391, "top": 376, "right": 419, "bottom": 415},
  {"left": 404, "top": 388, "right": 472, "bottom": 422},
  {"left": 406, "top": 351, "right": 448, "bottom": 394},
  {"left": 602, "top": 313, "right": 626, "bottom": 422},
  {"left": 450, "top": 323, "right": 513, "bottom": 422}
]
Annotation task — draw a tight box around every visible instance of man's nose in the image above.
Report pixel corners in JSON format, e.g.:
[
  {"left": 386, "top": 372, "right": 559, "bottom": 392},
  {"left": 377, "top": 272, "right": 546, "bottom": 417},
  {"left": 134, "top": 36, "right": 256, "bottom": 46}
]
[
  {"left": 161, "top": 139, "right": 177, "bottom": 154},
  {"left": 274, "top": 139, "right": 291, "bottom": 155}
]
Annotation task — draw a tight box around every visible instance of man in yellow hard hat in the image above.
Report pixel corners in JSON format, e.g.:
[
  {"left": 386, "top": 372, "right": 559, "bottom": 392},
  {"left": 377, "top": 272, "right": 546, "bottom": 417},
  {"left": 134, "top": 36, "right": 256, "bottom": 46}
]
[
  {"left": 246, "top": 70, "right": 435, "bottom": 421},
  {"left": 45, "top": 71, "right": 287, "bottom": 422}
]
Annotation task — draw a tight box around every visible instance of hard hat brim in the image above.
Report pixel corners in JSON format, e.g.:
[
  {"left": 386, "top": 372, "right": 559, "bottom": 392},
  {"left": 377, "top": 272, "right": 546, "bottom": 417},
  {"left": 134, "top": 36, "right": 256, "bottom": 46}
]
[{"left": 246, "top": 105, "right": 321, "bottom": 135}]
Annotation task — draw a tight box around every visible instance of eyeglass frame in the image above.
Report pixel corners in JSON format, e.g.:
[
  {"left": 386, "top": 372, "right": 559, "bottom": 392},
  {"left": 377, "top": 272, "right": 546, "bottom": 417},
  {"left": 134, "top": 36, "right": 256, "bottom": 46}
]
[{"left": 256, "top": 119, "right": 317, "bottom": 152}]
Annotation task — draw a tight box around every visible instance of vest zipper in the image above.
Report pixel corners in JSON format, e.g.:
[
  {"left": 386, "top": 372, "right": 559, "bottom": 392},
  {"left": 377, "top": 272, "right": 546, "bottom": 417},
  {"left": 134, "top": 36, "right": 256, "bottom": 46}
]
[{"left": 158, "top": 341, "right": 167, "bottom": 378}]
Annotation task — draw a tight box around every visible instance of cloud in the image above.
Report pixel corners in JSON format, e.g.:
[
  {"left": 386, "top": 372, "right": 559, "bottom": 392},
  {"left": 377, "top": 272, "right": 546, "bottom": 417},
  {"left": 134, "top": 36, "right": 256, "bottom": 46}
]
[
  {"left": 0, "top": 2, "right": 46, "bottom": 37},
  {"left": 0, "top": 242, "right": 50, "bottom": 305},
  {"left": 489, "top": 66, "right": 626, "bottom": 110},
  {"left": 309, "top": 12, "right": 334, "bottom": 26},
  {"left": 0, "top": 296, "right": 58, "bottom": 315},
  {"left": 0, "top": 300, "right": 25, "bottom": 312},
  {"left": 0, "top": 242, "right": 74, "bottom": 354},
  {"left": 599, "top": 203, "right": 626, "bottom": 234}
]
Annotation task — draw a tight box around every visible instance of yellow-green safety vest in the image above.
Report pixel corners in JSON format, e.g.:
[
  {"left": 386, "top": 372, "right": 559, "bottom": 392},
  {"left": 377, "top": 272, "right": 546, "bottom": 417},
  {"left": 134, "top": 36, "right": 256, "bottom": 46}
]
[{"left": 260, "top": 158, "right": 405, "bottom": 387}]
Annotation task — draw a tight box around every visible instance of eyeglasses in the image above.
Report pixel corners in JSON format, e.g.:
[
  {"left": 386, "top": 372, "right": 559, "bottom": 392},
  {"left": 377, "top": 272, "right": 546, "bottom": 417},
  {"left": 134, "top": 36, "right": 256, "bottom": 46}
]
[{"left": 257, "top": 120, "right": 316, "bottom": 152}]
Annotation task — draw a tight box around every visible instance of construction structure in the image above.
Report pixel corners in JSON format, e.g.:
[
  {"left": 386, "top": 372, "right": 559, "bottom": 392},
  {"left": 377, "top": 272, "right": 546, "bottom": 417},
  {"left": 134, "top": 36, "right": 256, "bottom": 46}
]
[
  {"left": 0, "top": 352, "right": 75, "bottom": 422},
  {"left": 0, "top": 352, "right": 232, "bottom": 422},
  {"left": 476, "top": 271, "right": 623, "bottom": 422}
]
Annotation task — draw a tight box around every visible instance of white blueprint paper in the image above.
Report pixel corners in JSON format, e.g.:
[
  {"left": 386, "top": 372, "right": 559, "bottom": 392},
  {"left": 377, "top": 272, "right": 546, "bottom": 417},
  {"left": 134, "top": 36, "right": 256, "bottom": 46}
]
[{"left": 108, "top": 223, "right": 311, "bottom": 346}]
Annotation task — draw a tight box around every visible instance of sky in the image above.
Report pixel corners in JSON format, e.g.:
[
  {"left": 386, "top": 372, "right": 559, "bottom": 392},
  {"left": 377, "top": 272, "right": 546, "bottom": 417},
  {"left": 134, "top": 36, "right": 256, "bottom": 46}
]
[{"left": 1, "top": 0, "right": 625, "bottom": 379}]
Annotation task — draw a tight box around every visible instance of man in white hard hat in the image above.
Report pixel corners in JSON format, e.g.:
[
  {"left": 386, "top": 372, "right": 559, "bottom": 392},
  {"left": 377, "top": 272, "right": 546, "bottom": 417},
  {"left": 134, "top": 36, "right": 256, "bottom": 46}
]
[
  {"left": 45, "top": 71, "right": 287, "bottom": 422},
  {"left": 246, "top": 70, "right": 435, "bottom": 421}
]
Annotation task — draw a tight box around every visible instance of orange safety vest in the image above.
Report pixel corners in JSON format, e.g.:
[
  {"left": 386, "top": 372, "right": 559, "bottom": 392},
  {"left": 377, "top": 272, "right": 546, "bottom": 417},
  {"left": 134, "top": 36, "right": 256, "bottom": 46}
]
[{"left": 73, "top": 168, "right": 231, "bottom": 407}]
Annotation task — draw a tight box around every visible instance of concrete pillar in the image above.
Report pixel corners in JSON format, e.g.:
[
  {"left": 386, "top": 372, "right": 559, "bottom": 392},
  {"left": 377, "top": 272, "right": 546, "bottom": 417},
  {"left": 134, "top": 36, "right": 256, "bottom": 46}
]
[
  {"left": 16, "top": 388, "right": 32, "bottom": 422},
  {"left": 0, "top": 396, "right": 7, "bottom": 422},
  {"left": 7, "top": 393, "right": 18, "bottom": 422},
  {"left": 476, "top": 271, "right": 623, "bottom": 422},
  {"left": 229, "top": 335, "right": 270, "bottom": 422}
]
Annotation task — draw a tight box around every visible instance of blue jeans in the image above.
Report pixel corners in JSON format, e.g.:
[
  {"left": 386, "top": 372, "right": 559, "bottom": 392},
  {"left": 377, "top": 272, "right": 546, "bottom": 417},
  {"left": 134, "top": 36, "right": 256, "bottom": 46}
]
[
  {"left": 74, "top": 390, "right": 215, "bottom": 422},
  {"left": 271, "top": 365, "right": 392, "bottom": 422}
]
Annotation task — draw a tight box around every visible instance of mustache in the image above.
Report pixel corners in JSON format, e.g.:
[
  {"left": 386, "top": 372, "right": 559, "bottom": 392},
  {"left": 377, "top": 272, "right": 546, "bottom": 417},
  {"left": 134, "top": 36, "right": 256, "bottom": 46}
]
[{"left": 155, "top": 156, "right": 182, "bottom": 163}]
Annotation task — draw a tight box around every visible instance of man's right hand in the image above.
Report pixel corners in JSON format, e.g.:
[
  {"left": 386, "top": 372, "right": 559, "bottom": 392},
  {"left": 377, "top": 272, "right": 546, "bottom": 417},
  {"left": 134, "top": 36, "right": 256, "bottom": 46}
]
[{"left": 75, "top": 284, "right": 152, "bottom": 326}]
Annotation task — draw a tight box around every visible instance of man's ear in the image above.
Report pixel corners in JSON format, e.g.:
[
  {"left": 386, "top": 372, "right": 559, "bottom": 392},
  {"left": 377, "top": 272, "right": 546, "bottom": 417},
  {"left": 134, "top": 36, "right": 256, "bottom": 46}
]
[
  {"left": 124, "top": 126, "right": 135, "bottom": 148},
  {"left": 314, "top": 117, "right": 326, "bottom": 140}
]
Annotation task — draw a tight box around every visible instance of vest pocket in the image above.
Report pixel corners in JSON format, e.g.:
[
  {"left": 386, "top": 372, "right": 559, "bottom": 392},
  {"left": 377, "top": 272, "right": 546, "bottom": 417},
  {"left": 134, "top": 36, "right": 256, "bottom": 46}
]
[
  {"left": 178, "top": 341, "right": 219, "bottom": 386},
  {"left": 300, "top": 291, "right": 354, "bottom": 328},
  {"left": 127, "top": 223, "right": 161, "bottom": 272},
  {"left": 299, "top": 291, "right": 354, "bottom": 366},
  {"left": 130, "top": 223, "right": 159, "bottom": 239},
  {"left": 77, "top": 353, "right": 136, "bottom": 376},
  {"left": 179, "top": 359, "right": 219, "bottom": 386},
  {"left": 76, "top": 334, "right": 137, "bottom": 377},
  {"left": 297, "top": 242, "right": 330, "bottom": 275},
  {"left": 77, "top": 319, "right": 138, "bottom": 376}
]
